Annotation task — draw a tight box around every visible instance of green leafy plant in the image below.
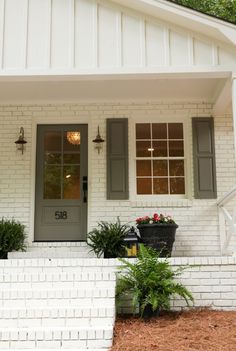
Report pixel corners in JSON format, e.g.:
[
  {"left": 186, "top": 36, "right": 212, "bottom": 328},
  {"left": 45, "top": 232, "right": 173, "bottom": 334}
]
[
  {"left": 116, "top": 244, "right": 193, "bottom": 317},
  {"left": 87, "top": 218, "right": 129, "bottom": 258},
  {"left": 0, "top": 218, "right": 26, "bottom": 259}
]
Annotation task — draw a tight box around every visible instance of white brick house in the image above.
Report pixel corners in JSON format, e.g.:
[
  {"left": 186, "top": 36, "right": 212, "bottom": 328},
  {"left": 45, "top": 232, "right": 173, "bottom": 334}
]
[{"left": 0, "top": 0, "right": 236, "bottom": 257}]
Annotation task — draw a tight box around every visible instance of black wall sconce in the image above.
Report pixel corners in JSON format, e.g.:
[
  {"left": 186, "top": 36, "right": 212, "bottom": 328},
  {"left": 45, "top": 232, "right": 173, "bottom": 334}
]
[
  {"left": 15, "top": 127, "right": 27, "bottom": 154},
  {"left": 92, "top": 126, "right": 104, "bottom": 154}
]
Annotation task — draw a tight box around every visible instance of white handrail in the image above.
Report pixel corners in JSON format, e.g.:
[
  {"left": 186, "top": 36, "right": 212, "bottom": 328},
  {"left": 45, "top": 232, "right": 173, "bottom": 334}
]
[
  {"left": 217, "top": 185, "right": 236, "bottom": 255},
  {"left": 217, "top": 185, "right": 236, "bottom": 207}
]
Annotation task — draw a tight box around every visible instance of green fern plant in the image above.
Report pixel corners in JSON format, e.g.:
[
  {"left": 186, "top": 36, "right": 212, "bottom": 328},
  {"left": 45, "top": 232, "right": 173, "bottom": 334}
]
[
  {"left": 0, "top": 218, "right": 26, "bottom": 259},
  {"left": 87, "top": 218, "right": 129, "bottom": 258},
  {"left": 116, "top": 244, "right": 193, "bottom": 317}
]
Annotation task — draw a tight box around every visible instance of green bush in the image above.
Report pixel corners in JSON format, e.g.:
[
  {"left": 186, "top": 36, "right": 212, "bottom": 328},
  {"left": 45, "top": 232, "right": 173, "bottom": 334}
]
[
  {"left": 87, "top": 218, "right": 129, "bottom": 258},
  {"left": 0, "top": 218, "right": 26, "bottom": 258},
  {"left": 116, "top": 244, "right": 193, "bottom": 317}
]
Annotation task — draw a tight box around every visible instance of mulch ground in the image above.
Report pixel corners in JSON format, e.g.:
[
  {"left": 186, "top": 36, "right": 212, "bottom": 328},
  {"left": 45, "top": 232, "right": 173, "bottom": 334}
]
[{"left": 110, "top": 310, "right": 236, "bottom": 351}]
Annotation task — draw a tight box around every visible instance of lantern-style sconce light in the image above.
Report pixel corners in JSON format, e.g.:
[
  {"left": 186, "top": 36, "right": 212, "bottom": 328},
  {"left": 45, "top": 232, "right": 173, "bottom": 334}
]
[
  {"left": 15, "top": 127, "right": 27, "bottom": 154},
  {"left": 92, "top": 126, "right": 104, "bottom": 154},
  {"left": 123, "top": 227, "right": 139, "bottom": 258}
]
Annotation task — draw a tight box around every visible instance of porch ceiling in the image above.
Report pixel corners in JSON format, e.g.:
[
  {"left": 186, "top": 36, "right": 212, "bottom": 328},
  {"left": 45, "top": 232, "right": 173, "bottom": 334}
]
[{"left": 0, "top": 76, "right": 227, "bottom": 104}]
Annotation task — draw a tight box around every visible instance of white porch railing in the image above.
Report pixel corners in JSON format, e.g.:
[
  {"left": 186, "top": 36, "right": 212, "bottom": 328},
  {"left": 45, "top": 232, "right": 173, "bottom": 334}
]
[{"left": 217, "top": 186, "right": 236, "bottom": 255}]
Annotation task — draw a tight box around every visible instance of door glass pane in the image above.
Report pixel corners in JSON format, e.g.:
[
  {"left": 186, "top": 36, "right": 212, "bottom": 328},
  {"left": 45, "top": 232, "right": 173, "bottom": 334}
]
[
  {"left": 64, "top": 131, "right": 81, "bottom": 151},
  {"left": 63, "top": 166, "right": 80, "bottom": 199},
  {"left": 44, "top": 131, "right": 61, "bottom": 151},
  {"left": 136, "top": 160, "right": 151, "bottom": 177},
  {"left": 137, "top": 178, "right": 152, "bottom": 194},
  {"left": 44, "top": 166, "right": 61, "bottom": 199},
  {"left": 136, "top": 124, "right": 151, "bottom": 139},
  {"left": 45, "top": 153, "right": 61, "bottom": 164},
  {"left": 64, "top": 153, "right": 80, "bottom": 164}
]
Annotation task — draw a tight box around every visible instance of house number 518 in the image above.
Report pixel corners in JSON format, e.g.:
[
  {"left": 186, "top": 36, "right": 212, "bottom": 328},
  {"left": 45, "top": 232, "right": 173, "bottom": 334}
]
[{"left": 55, "top": 211, "right": 67, "bottom": 220}]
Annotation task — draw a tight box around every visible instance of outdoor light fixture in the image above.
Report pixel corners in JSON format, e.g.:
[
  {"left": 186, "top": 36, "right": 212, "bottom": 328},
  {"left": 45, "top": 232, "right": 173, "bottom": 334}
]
[
  {"left": 15, "top": 127, "right": 27, "bottom": 154},
  {"left": 123, "top": 227, "right": 139, "bottom": 258},
  {"left": 92, "top": 126, "right": 105, "bottom": 154},
  {"left": 66, "top": 131, "right": 80, "bottom": 145}
]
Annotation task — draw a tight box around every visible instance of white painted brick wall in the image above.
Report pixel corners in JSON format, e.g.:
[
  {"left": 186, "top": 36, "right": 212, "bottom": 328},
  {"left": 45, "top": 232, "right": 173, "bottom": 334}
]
[
  {"left": 116, "top": 257, "right": 236, "bottom": 313},
  {"left": 0, "top": 102, "right": 235, "bottom": 256}
]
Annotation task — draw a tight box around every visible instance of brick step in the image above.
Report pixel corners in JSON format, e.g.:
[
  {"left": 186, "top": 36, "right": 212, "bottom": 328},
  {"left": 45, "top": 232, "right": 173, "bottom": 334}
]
[
  {"left": 0, "top": 287, "right": 115, "bottom": 299},
  {"left": 0, "top": 281, "right": 115, "bottom": 290},
  {"left": 0, "top": 306, "right": 114, "bottom": 328},
  {"left": 0, "top": 265, "right": 116, "bottom": 274},
  {"left": 0, "top": 326, "right": 113, "bottom": 349},
  {"left": 0, "top": 271, "right": 116, "bottom": 283},
  {"left": 0, "top": 258, "right": 119, "bottom": 268},
  {"left": 9, "top": 251, "right": 96, "bottom": 259},
  {"left": 0, "top": 297, "right": 114, "bottom": 307}
]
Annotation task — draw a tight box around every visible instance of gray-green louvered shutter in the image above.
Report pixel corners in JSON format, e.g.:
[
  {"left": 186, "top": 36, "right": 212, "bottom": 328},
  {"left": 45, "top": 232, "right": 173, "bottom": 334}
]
[
  {"left": 107, "top": 118, "right": 129, "bottom": 200},
  {"left": 192, "top": 117, "right": 217, "bottom": 199}
]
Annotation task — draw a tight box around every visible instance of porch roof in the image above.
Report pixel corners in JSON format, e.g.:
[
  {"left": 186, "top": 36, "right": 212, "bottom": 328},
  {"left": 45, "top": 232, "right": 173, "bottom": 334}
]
[{"left": 0, "top": 74, "right": 231, "bottom": 116}]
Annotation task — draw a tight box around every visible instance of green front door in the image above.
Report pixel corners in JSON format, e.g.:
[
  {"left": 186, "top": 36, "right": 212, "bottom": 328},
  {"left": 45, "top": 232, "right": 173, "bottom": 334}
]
[{"left": 35, "top": 125, "right": 88, "bottom": 241}]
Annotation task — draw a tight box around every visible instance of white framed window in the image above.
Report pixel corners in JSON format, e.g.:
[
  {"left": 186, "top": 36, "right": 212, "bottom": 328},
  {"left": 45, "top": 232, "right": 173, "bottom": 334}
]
[{"left": 135, "top": 122, "right": 187, "bottom": 196}]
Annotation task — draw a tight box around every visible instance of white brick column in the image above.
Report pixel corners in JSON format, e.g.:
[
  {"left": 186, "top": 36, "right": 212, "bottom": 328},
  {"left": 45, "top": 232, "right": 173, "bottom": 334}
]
[{"left": 233, "top": 77, "right": 236, "bottom": 158}]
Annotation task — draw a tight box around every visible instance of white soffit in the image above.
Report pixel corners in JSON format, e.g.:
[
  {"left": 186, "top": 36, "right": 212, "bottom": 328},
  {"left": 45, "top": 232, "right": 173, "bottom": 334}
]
[{"left": 0, "top": 77, "right": 226, "bottom": 103}]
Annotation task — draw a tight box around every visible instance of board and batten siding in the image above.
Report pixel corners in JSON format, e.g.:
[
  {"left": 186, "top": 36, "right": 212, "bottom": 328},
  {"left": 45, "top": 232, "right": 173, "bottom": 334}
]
[{"left": 0, "top": 0, "right": 235, "bottom": 73}]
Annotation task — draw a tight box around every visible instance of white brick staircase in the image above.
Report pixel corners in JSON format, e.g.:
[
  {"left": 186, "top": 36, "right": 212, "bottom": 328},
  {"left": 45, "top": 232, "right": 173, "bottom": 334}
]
[{"left": 0, "top": 243, "right": 117, "bottom": 350}]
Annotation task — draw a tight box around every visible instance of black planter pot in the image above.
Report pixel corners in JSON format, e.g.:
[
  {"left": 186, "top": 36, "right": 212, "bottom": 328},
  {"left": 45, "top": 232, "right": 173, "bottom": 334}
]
[
  {"left": 104, "top": 251, "right": 117, "bottom": 259},
  {"left": 0, "top": 251, "right": 8, "bottom": 259},
  {"left": 137, "top": 223, "right": 178, "bottom": 257},
  {"left": 142, "top": 304, "right": 160, "bottom": 320}
]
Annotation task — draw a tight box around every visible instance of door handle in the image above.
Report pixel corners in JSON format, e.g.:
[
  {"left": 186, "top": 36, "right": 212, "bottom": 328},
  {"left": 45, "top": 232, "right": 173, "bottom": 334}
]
[{"left": 82, "top": 176, "right": 88, "bottom": 203}]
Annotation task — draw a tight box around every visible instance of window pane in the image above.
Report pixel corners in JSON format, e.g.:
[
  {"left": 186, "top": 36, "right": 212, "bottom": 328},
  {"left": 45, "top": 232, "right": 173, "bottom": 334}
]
[
  {"left": 137, "top": 178, "right": 152, "bottom": 194},
  {"left": 153, "top": 160, "right": 168, "bottom": 176},
  {"left": 169, "top": 160, "right": 185, "bottom": 176},
  {"left": 153, "top": 141, "right": 167, "bottom": 157},
  {"left": 136, "top": 141, "right": 152, "bottom": 157},
  {"left": 44, "top": 131, "right": 61, "bottom": 152},
  {"left": 153, "top": 178, "right": 168, "bottom": 194},
  {"left": 152, "top": 123, "right": 167, "bottom": 139},
  {"left": 64, "top": 153, "right": 80, "bottom": 164},
  {"left": 169, "top": 141, "right": 184, "bottom": 157},
  {"left": 45, "top": 153, "right": 61, "bottom": 165},
  {"left": 170, "top": 178, "right": 185, "bottom": 194},
  {"left": 44, "top": 166, "right": 61, "bottom": 199},
  {"left": 168, "top": 123, "right": 183, "bottom": 139},
  {"left": 64, "top": 131, "right": 81, "bottom": 151},
  {"left": 136, "top": 124, "right": 151, "bottom": 139},
  {"left": 136, "top": 160, "right": 151, "bottom": 176},
  {"left": 63, "top": 166, "right": 80, "bottom": 199}
]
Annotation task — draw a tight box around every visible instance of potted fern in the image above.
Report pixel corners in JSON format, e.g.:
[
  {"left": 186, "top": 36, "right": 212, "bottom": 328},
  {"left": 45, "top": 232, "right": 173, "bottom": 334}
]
[
  {"left": 116, "top": 244, "right": 193, "bottom": 319},
  {"left": 0, "top": 218, "right": 26, "bottom": 259},
  {"left": 87, "top": 218, "right": 129, "bottom": 258}
]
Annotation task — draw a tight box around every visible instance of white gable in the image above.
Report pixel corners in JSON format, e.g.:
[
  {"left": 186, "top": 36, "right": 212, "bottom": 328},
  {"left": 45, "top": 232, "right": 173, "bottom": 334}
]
[{"left": 0, "top": 0, "right": 235, "bottom": 76}]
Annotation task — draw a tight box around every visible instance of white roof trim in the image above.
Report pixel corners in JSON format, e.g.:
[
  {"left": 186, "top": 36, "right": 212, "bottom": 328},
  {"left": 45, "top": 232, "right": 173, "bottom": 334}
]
[{"left": 110, "top": 0, "right": 236, "bottom": 46}]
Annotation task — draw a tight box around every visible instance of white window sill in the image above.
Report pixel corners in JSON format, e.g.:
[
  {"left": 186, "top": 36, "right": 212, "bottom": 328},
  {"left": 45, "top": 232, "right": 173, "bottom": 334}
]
[{"left": 130, "top": 199, "right": 193, "bottom": 208}]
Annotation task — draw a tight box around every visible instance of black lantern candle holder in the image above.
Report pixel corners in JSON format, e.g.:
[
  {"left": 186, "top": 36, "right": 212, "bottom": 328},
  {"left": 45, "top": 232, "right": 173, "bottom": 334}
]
[{"left": 123, "top": 227, "right": 139, "bottom": 258}]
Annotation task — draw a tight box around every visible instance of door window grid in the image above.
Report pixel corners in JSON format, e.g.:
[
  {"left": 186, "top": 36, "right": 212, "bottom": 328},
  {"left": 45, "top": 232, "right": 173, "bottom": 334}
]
[
  {"left": 43, "top": 130, "right": 81, "bottom": 200},
  {"left": 136, "top": 123, "right": 185, "bottom": 195}
]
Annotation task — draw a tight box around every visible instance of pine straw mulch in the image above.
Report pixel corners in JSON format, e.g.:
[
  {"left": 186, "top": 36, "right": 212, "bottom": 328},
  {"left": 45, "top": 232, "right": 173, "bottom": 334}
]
[{"left": 110, "top": 309, "right": 236, "bottom": 351}]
